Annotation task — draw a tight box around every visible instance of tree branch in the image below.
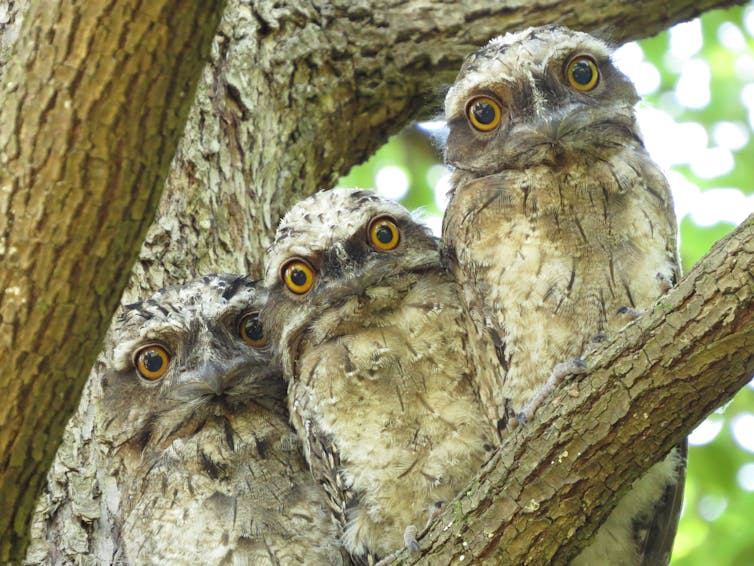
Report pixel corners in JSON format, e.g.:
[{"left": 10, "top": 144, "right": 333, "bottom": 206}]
[
  {"left": 193, "top": 0, "right": 747, "bottom": 241},
  {"left": 0, "top": 1, "right": 225, "bottom": 560},
  {"left": 124, "top": 0, "right": 747, "bottom": 292},
  {"left": 396, "top": 215, "right": 754, "bottom": 564}
]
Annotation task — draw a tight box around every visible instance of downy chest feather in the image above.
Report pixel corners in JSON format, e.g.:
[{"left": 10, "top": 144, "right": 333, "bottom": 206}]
[{"left": 450, "top": 159, "right": 676, "bottom": 406}]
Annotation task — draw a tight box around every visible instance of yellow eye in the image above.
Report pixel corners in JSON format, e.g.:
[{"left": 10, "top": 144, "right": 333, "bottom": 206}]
[
  {"left": 566, "top": 56, "right": 599, "bottom": 91},
  {"left": 466, "top": 96, "right": 502, "bottom": 132},
  {"left": 368, "top": 216, "right": 400, "bottom": 251},
  {"left": 239, "top": 312, "right": 267, "bottom": 348},
  {"left": 134, "top": 345, "right": 170, "bottom": 381},
  {"left": 282, "top": 258, "right": 316, "bottom": 294}
]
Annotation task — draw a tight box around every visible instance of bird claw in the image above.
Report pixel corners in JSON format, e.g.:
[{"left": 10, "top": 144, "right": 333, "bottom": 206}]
[
  {"left": 551, "top": 358, "right": 587, "bottom": 380},
  {"left": 656, "top": 272, "right": 674, "bottom": 292},
  {"left": 590, "top": 332, "right": 608, "bottom": 344},
  {"left": 518, "top": 358, "right": 588, "bottom": 424},
  {"left": 616, "top": 305, "right": 644, "bottom": 320},
  {"left": 374, "top": 511, "right": 440, "bottom": 566},
  {"left": 425, "top": 501, "right": 443, "bottom": 527},
  {"left": 404, "top": 525, "right": 420, "bottom": 553},
  {"left": 402, "top": 502, "right": 443, "bottom": 555}
]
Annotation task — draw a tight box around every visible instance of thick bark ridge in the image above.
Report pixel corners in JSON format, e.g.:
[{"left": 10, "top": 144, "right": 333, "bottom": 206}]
[{"left": 0, "top": 1, "right": 225, "bottom": 560}]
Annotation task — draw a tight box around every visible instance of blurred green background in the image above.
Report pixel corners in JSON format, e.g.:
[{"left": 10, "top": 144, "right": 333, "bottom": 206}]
[{"left": 339, "top": 5, "right": 754, "bottom": 565}]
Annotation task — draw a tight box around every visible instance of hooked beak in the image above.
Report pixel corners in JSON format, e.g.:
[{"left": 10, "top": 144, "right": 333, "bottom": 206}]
[{"left": 167, "top": 359, "right": 242, "bottom": 401}]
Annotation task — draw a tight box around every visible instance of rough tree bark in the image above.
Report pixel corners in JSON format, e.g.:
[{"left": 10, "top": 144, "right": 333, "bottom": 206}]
[
  {"left": 3, "top": 0, "right": 749, "bottom": 563},
  {"left": 0, "top": 1, "right": 225, "bottom": 561}
]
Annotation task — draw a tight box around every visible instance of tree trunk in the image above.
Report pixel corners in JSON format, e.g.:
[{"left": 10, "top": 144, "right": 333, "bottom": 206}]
[
  {"left": 0, "top": 1, "right": 225, "bottom": 561},
  {"left": 6, "top": 0, "right": 749, "bottom": 563}
]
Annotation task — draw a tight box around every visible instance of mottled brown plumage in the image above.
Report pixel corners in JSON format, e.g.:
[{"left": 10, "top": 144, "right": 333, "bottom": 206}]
[
  {"left": 442, "top": 25, "right": 686, "bottom": 565},
  {"left": 263, "top": 188, "right": 497, "bottom": 562},
  {"left": 30, "top": 275, "right": 344, "bottom": 565}
]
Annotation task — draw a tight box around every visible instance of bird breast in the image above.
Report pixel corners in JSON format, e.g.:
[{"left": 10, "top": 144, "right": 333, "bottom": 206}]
[{"left": 447, "top": 152, "right": 676, "bottom": 410}]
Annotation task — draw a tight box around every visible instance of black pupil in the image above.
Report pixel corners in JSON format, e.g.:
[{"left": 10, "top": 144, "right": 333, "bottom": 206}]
[
  {"left": 572, "top": 61, "right": 593, "bottom": 85},
  {"left": 291, "top": 267, "right": 308, "bottom": 286},
  {"left": 376, "top": 224, "right": 394, "bottom": 244},
  {"left": 143, "top": 350, "right": 164, "bottom": 372},
  {"left": 245, "top": 317, "right": 264, "bottom": 341},
  {"left": 472, "top": 101, "right": 496, "bottom": 124}
]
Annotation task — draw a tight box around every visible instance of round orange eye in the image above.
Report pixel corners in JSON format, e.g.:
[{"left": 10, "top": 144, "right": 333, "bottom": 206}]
[
  {"left": 134, "top": 345, "right": 170, "bottom": 381},
  {"left": 566, "top": 56, "right": 599, "bottom": 91},
  {"left": 239, "top": 312, "right": 267, "bottom": 348},
  {"left": 466, "top": 96, "right": 502, "bottom": 131},
  {"left": 368, "top": 216, "right": 400, "bottom": 251},
  {"left": 282, "top": 259, "right": 315, "bottom": 294}
]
